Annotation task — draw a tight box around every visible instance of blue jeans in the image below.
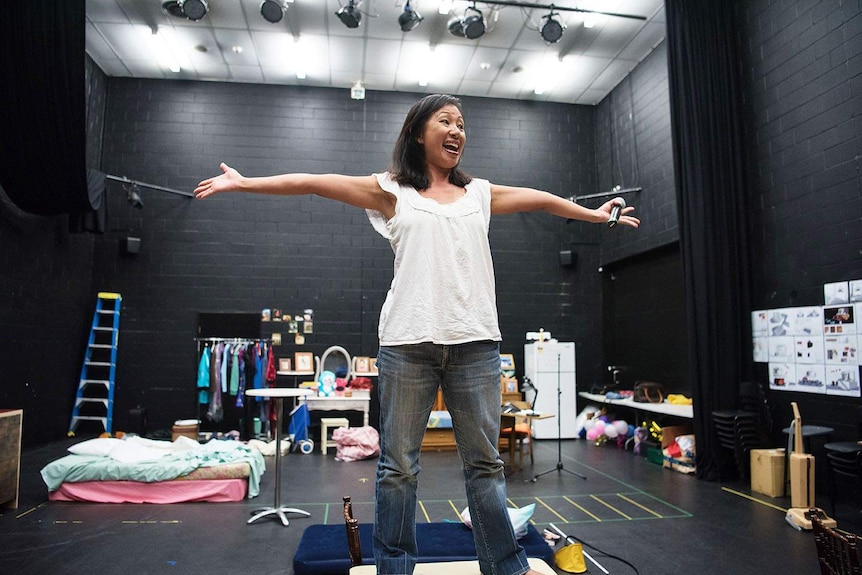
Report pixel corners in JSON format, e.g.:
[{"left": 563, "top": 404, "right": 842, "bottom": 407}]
[{"left": 373, "top": 341, "right": 530, "bottom": 575}]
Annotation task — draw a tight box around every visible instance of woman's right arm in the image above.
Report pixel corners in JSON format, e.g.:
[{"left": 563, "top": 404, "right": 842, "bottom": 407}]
[{"left": 194, "top": 163, "right": 395, "bottom": 219}]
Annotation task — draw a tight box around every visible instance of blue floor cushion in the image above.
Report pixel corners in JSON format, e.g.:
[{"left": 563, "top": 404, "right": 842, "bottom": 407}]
[{"left": 293, "top": 521, "right": 554, "bottom": 575}]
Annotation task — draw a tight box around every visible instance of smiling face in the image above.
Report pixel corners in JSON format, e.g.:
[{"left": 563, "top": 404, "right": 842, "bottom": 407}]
[{"left": 418, "top": 104, "right": 466, "bottom": 172}]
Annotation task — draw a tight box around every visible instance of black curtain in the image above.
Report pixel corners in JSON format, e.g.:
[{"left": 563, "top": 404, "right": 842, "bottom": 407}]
[
  {"left": 665, "top": 0, "right": 753, "bottom": 481},
  {"left": 0, "top": 0, "right": 88, "bottom": 215}
]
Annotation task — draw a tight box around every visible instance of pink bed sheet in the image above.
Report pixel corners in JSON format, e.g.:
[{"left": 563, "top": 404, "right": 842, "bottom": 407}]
[{"left": 48, "top": 479, "right": 248, "bottom": 504}]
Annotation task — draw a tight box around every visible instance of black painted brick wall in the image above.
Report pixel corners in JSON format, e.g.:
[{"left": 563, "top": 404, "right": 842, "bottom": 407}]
[
  {"left": 91, "top": 83, "right": 617, "bottom": 433},
  {"left": 737, "top": 0, "right": 862, "bottom": 437},
  {"left": 595, "top": 41, "right": 678, "bottom": 263}
]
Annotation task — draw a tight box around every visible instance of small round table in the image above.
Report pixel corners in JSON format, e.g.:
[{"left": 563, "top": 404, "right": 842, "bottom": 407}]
[{"left": 245, "top": 387, "right": 314, "bottom": 527}]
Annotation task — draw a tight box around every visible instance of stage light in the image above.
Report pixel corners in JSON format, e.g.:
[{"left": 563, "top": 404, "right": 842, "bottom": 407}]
[
  {"left": 260, "top": 0, "right": 287, "bottom": 23},
  {"left": 126, "top": 184, "right": 143, "bottom": 209},
  {"left": 540, "top": 10, "right": 565, "bottom": 44},
  {"left": 178, "top": 0, "right": 208, "bottom": 21},
  {"left": 398, "top": 0, "right": 423, "bottom": 32},
  {"left": 462, "top": 6, "right": 486, "bottom": 39},
  {"left": 448, "top": 5, "right": 485, "bottom": 40},
  {"left": 336, "top": 0, "right": 361, "bottom": 29}
]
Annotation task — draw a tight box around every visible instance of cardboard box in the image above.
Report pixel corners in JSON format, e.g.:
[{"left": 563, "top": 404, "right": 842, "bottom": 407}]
[
  {"left": 171, "top": 423, "right": 199, "bottom": 442},
  {"left": 750, "top": 448, "right": 786, "bottom": 498},
  {"left": 661, "top": 424, "right": 694, "bottom": 449}
]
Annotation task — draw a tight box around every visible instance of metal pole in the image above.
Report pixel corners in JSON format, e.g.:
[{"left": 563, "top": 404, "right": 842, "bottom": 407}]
[
  {"left": 106, "top": 174, "right": 194, "bottom": 198},
  {"left": 474, "top": 1, "right": 647, "bottom": 21}
]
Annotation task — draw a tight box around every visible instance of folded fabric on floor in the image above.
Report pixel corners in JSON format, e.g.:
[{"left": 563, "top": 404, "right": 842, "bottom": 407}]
[{"left": 293, "top": 522, "right": 554, "bottom": 575}]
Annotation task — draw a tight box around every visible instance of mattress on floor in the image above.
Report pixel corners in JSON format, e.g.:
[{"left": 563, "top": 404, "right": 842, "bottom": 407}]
[
  {"left": 293, "top": 522, "right": 554, "bottom": 575},
  {"left": 41, "top": 436, "right": 265, "bottom": 502},
  {"left": 47, "top": 476, "right": 249, "bottom": 503}
]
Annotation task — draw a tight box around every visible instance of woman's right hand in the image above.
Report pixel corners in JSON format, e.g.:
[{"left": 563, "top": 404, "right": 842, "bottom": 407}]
[{"left": 194, "top": 163, "right": 243, "bottom": 199}]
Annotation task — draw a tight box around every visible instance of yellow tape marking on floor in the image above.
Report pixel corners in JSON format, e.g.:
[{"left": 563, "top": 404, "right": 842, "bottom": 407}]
[
  {"left": 534, "top": 496, "right": 571, "bottom": 522},
  {"left": 617, "top": 493, "right": 663, "bottom": 518},
  {"left": 562, "top": 496, "right": 602, "bottom": 522},
  {"left": 721, "top": 487, "right": 787, "bottom": 512},
  {"left": 590, "top": 494, "right": 631, "bottom": 520},
  {"left": 419, "top": 500, "right": 431, "bottom": 523},
  {"left": 16, "top": 502, "right": 47, "bottom": 519},
  {"left": 448, "top": 499, "right": 464, "bottom": 522}
]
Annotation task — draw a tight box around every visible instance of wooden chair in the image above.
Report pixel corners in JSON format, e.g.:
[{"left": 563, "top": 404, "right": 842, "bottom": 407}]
[
  {"left": 809, "top": 508, "right": 862, "bottom": 575},
  {"left": 500, "top": 401, "right": 534, "bottom": 469}
]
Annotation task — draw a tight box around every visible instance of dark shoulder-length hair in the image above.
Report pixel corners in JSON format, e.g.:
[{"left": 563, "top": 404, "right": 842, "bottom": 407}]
[{"left": 388, "top": 94, "right": 472, "bottom": 191}]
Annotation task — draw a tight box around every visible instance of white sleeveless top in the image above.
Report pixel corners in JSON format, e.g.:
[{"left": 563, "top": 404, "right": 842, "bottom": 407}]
[{"left": 366, "top": 172, "right": 501, "bottom": 346}]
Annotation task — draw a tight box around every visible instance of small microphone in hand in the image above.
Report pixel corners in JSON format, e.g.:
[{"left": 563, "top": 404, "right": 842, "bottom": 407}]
[{"left": 607, "top": 198, "right": 626, "bottom": 228}]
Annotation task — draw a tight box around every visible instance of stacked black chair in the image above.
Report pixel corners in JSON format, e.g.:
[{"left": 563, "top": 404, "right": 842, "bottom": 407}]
[
  {"left": 824, "top": 445, "right": 862, "bottom": 519},
  {"left": 712, "top": 381, "right": 773, "bottom": 481}
]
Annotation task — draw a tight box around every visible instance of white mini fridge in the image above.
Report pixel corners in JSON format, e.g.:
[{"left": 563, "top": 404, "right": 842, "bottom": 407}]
[{"left": 523, "top": 341, "right": 577, "bottom": 439}]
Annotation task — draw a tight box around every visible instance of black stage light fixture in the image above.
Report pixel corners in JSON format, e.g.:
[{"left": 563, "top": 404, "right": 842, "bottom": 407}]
[
  {"left": 178, "top": 0, "right": 208, "bottom": 21},
  {"left": 126, "top": 184, "right": 144, "bottom": 209},
  {"left": 540, "top": 10, "right": 565, "bottom": 43},
  {"left": 448, "top": 5, "right": 486, "bottom": 40},
  {"left": 336, "top": 0, "right": 362, "bottom": 28},
  {"left": 398, "top": 0, "right": 423, "bottom": 32},
  {"left": 461, "top": 6, "right": 486, "bottom": 39},
  {"left": 447, "top": 14, "right": 467, "bottom": 37},
  {"left": 161, "top": 1, "right": 185, "bottom": 18},
  {"left": 260, "top": 0, "right": 287, "bottom": 23}
]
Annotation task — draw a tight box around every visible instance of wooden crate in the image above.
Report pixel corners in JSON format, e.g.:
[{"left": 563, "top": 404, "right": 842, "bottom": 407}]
[{"left": 0, "top": 409, "right": 23, "bottom": 509}]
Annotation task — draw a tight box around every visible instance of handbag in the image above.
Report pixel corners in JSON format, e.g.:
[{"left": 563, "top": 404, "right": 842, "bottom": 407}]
[{"left": 633, "top": 381, "right": 665, "bottom": 404}]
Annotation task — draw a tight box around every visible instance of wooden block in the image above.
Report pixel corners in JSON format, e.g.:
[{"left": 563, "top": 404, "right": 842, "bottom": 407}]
[
  {"left": 0, "top": 409, "right": 23, "bottom": 509},
  {"left": 789, "top": 452, "right": 815, "bottom": 508},
  {"left": 421, "top": 428, "right": 457, "bottom": 451}
]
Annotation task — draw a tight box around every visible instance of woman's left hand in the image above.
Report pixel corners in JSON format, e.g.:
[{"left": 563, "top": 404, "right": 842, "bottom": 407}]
[{"left": 597, "top": 197, "right": 640, "bottom": 228}]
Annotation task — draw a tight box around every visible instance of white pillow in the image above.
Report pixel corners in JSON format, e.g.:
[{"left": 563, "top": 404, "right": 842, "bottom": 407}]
[
  {"left": 68, "top": 437, "right": 122, "bottom": 457},
  {"left": 460, "top": 503, "right": 536, "bottom": 539},
  {"left": 108, "top": 440, "right": 174, "bottom": 464}
]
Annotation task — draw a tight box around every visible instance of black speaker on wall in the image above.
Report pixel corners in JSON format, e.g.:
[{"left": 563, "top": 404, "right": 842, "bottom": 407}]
[
  {"left": 123, "top": 236, "right": 141, "bottom": 254},
  {"left": 559, "top": 250, "right": 577, "bottom": 268}
]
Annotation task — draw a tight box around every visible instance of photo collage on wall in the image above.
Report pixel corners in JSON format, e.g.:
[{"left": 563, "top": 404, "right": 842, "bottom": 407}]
[{"left": 752, "top": 280, "right": 862, "bottom": 397}]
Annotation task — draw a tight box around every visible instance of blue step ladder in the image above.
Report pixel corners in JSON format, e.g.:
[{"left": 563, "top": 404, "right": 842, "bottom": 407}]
[{"left": 68, "top": 292, "right": 121, "bottom": 436}]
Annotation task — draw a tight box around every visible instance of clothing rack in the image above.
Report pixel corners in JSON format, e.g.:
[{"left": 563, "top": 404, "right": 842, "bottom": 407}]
[
  {"left": 194, "top": 337, "right": 274, "bottom": 437},
  {"left": 195, "top": 337, "right": 271, "bottom": 354},
  {"left": 195, "top": 337, "right": 270, "bottom": 344}
]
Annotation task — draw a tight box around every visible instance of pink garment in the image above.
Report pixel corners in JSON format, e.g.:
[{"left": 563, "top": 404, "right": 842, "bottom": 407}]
[{"left": 333, "top": 426, "right": 380, "bottom": 462}]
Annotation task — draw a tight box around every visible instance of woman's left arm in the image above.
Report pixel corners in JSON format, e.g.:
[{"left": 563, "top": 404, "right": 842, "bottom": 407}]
[{"left": 489, "top": 184, "right": 640, "bottom": 228}]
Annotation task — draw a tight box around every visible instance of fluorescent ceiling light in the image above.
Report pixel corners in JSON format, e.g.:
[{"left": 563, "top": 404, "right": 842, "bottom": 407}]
[{"left": 143, "top": 26, "right": 181, "bottom": 73}]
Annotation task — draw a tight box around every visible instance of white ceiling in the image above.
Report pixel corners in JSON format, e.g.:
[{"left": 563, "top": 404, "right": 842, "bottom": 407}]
[{"left": 85, "top": 0, "right": 665, "bottom": 105}]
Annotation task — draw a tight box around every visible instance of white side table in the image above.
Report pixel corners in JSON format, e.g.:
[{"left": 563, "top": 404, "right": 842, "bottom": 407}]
[{"left": 245, "top": 387, "right": 313, "bottom": 526}]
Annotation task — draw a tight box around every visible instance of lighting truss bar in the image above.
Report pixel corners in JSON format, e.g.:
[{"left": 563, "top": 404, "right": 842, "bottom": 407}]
[
  {"left": 106, "top": 175, "right": 194, "bottom": 197},
  {"left": 571, "top": 187, "right": 642, "bottom": 202},
  {"left": 473, "top": 1, "right": 647, "bottom": 21}
]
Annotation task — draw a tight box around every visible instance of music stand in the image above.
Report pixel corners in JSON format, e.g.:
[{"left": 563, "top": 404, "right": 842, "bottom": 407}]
[{"left": 530, "top": 352, "right": 586, "bottom": 482}]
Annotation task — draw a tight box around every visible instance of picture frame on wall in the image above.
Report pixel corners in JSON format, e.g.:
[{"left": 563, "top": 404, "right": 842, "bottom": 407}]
[
  {"left": 295, "top": 352, "right": 314, "bottom": 373},
  {"left": 355, "top": 356, "right": 370, "bottom": 373}
]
